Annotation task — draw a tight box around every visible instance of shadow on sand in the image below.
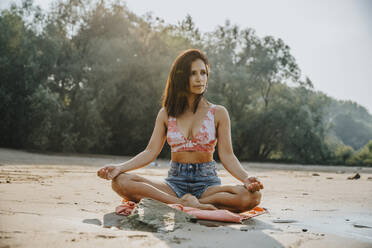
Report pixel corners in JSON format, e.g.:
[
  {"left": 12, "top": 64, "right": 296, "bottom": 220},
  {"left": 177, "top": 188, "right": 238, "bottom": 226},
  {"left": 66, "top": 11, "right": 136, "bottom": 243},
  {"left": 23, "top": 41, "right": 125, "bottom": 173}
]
[{"left": 83, "top": 209, "right": 284, "bottom": 248}]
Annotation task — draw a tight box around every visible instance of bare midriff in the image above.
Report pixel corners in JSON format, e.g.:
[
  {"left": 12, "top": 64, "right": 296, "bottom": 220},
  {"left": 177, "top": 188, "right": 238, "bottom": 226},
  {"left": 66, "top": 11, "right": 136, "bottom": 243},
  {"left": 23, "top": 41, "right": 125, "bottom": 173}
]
[{"left": 171, "top": 151, "right": 214, "bottom": 164}]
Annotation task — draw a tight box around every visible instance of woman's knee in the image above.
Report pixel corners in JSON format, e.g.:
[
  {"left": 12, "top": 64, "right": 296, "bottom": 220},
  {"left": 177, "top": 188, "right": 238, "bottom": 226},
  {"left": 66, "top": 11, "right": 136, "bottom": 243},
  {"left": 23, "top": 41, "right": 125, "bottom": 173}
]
[
  {"left": 111, "top": 173, "right": 137, "bottom": 194},
  {"left": 240, "top": 190, "right": 262, "bottom": 211}
]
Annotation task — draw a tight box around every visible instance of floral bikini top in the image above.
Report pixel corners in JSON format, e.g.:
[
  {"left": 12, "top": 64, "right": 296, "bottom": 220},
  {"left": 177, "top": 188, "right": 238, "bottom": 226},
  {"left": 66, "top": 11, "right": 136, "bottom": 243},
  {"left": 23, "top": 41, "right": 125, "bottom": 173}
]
[{"left": 167, "top": 104, "right": 217, "bottom": 153}]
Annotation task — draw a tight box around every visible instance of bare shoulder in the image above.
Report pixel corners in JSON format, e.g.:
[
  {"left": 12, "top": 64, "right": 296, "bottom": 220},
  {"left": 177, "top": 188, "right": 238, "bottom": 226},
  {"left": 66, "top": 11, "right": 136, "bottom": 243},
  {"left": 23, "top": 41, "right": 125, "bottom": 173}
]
[
  {"left": 158, "top": 107, "right": 168, "bottom": 117},
  {"left": 157, "top": 107, "right": 168, "bottom": 126},
  {"left": 214, "top": 105, "right": 230, "bottom": 127},
  {"left": 214, "top": 104, "right": 229, "bottom": 121}
]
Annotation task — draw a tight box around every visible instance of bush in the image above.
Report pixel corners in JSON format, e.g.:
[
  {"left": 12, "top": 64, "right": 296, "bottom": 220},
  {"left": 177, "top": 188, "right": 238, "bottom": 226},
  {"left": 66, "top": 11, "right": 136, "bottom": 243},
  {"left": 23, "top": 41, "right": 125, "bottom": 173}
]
[
  {"left": 347, "top": 140, "right": 372, "bottom": 166},
  {"left": 333, "top": 145, "right": 354, "bottom": 164}
]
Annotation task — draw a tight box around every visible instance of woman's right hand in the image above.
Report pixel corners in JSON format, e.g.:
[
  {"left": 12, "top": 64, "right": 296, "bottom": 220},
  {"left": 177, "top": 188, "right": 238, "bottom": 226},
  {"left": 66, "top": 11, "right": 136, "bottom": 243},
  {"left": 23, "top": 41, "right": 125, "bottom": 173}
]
[
  {"left": 243, "top": 176, "right": 264, "bottom": 193},
  {"left": 97, "top": 164, "right": 122, "bottom": 180}
]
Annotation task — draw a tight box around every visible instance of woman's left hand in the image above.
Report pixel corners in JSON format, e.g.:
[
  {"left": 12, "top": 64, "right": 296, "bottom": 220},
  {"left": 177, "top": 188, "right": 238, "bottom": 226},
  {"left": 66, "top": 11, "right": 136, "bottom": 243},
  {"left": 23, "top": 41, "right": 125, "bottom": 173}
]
[
  {"left": 243, "top": 176, "right": 264, "bottom": 193},
  {"left": 97, "top": 164, "right": 122, "bottom": 180}
]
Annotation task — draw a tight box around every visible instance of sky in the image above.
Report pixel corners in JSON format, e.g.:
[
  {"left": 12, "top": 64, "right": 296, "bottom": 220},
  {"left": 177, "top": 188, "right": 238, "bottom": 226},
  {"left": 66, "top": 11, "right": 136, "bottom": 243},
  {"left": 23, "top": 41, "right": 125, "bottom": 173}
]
[{"left": 2, "top": 0, "right": 372, "bottom": 113}]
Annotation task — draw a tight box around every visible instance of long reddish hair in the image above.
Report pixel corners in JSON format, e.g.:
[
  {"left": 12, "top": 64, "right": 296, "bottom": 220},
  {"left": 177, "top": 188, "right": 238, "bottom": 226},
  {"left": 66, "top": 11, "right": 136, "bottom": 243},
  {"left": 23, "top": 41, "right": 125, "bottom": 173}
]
[{"left": 162, "top": 49, "right": 210, "bottom": 117}]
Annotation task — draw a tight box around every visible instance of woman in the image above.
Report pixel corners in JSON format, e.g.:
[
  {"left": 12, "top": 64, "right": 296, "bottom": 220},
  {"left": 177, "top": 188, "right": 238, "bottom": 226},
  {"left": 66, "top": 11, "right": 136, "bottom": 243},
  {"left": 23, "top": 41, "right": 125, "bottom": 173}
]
[{"left": 97, "top": 49, "right": 263, "bottom": 212}]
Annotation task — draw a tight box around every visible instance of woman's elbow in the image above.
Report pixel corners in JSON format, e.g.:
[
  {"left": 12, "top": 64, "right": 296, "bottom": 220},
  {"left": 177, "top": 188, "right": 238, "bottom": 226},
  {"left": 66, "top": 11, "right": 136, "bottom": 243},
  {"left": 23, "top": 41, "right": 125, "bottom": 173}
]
[
  {"left": 144, "top": 148, "right": 159, "bottom": 161},
  {"left": 218, "top": 150, "right": 235, "bottom": 163}
]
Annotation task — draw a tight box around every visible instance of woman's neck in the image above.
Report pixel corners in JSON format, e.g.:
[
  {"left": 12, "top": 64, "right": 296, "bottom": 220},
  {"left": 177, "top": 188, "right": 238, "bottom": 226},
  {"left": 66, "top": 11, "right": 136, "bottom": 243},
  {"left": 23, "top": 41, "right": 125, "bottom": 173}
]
[
  {"left": 187, "top": 95, "right": 207, "bottom": 113},
  {"left": 187, "top": 94, "right": 197, "bottom": 109}
]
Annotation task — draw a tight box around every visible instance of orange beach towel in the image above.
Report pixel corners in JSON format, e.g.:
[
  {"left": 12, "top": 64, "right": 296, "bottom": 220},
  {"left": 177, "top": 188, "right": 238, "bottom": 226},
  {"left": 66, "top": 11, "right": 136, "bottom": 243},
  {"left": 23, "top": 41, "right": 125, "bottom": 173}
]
[{"left": 115, "top": 199, "right": 267, "bottom": 223}]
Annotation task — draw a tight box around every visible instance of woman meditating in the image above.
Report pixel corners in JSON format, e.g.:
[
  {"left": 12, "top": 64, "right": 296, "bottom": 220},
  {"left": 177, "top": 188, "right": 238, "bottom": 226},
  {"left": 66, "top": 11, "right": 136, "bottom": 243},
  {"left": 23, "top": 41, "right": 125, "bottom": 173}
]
[{"left": 97, "top": 49, "right": 263, "bottom": 212}]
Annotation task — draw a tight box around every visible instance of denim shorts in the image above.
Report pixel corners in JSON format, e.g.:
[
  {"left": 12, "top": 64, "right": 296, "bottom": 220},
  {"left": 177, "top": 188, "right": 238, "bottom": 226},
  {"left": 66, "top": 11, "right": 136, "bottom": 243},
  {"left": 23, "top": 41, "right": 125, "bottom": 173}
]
[{"left": 165, "top": 160, "right": 221, "bottom": 199}]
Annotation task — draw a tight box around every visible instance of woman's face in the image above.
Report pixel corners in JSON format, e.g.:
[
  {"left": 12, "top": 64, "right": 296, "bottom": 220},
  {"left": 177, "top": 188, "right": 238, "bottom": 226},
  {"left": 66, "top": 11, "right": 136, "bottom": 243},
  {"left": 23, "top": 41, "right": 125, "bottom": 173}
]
[{"left": 189, "top": 59, "right": 208, "bottom": 95}]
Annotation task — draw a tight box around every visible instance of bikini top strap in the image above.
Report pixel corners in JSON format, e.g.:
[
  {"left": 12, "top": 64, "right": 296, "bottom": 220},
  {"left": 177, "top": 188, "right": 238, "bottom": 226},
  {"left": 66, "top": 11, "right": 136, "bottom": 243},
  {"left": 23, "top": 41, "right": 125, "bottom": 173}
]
[{"left": 210, "top": 104, "right": 216, "bottom": 115}]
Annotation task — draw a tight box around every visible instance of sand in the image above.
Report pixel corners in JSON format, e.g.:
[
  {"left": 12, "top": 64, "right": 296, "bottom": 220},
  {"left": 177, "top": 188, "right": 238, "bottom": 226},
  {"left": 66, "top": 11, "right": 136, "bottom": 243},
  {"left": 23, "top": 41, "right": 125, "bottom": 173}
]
[{"left": 1, "top": 148, "right": 372, "bottom": 248}]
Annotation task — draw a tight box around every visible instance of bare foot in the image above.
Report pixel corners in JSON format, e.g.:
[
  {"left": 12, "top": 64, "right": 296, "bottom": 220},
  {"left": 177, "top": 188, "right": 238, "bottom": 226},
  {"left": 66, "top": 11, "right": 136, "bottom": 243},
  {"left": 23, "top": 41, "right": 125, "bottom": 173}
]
[{"left": 180, "top": 194, "right": 217, "bottom": 210}]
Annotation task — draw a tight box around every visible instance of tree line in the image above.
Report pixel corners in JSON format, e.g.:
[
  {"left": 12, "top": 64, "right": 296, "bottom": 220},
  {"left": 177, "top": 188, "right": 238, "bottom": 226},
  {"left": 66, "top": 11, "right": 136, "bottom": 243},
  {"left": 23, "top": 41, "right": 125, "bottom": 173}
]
[{"left": 1, "top": 0, "right": 371, "bottom": 166}]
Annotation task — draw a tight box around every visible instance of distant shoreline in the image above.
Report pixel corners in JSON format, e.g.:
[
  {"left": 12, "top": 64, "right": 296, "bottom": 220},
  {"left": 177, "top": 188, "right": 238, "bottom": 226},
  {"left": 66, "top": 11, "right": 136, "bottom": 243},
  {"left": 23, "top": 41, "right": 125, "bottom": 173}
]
[{"left": 1, "top": 147, "right": 372, "bottom": 174}]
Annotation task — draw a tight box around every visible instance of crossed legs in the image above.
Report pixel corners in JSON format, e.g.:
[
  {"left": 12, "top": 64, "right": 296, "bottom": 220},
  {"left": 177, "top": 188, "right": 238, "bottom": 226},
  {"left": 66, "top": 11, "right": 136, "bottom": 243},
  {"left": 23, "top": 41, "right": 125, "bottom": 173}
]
[
  {"left": 111, "top": 173, "right": 261, "bottom": 212},
  {"left": 199, "top": 184, "right": 261, "bottom": 212}
]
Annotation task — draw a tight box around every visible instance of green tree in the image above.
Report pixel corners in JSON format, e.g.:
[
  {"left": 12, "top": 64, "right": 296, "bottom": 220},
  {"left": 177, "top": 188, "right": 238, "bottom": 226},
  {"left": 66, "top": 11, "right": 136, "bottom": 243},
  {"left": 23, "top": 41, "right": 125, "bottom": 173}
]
[{"left": 0, "top": 2, "right": 46, "bottom": 148}]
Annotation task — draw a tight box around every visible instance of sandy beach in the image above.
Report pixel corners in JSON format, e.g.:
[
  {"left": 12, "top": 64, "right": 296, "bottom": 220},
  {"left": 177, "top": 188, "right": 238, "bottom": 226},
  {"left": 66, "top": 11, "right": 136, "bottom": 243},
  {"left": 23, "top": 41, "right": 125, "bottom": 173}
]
[{"left": 1, "top": 148, "right": 372, "bottom": 248}]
